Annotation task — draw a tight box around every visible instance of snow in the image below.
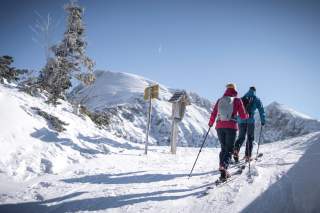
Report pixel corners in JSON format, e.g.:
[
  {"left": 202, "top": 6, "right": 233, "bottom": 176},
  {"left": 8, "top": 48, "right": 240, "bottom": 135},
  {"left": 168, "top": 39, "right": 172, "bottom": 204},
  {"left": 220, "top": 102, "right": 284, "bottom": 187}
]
[
  {"left": 255, "top": 101, "right": 320, "bottom": 143},
  {"left": 71, "top": 70, "right": 218, "bottom": 147},
  {"left": 243, "top": 133, "right": 320, "bottom": 213},
  {"left": 0, "top": 125, "right": 319, "bottom": 212},
  {"left": 267, "top": 101, "right": 313, "bottom": 120},
  {"left": 1, "top": 76, "right": 320, "bottom": 212},
  {"left": 0, "top": 84, "right": 140, "bottom": 181}
]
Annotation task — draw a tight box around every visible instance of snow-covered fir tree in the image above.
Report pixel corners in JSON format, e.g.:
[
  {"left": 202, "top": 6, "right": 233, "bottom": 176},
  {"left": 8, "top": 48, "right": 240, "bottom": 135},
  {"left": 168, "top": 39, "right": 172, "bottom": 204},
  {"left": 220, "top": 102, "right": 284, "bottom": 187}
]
[{"left": 41, "top": 0, "right": 95, "bottom": 105}]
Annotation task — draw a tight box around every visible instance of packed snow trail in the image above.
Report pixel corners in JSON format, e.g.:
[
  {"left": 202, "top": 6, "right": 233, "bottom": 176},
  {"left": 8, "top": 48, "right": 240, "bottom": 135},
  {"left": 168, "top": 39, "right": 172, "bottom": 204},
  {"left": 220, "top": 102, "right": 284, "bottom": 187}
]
[{"left": 0, "top": 132, "right": 319, "bottom": 213}]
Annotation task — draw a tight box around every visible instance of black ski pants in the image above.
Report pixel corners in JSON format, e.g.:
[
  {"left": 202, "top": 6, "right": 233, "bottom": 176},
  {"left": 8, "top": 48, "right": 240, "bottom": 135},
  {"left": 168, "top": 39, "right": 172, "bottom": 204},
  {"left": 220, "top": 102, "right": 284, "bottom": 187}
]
[
  {"left": 216, "top": 128, "right": 237, "bottom": 169},
  {"left": 234, "top": 123, "right": 255, "bottom": 157}
]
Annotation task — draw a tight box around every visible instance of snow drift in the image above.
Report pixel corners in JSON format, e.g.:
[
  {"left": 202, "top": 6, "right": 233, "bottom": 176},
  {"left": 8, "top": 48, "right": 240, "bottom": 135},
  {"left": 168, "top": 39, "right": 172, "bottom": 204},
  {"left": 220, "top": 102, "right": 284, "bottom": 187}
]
[{"left": 0, "top": 84, "right": 140, "bottom": 181}]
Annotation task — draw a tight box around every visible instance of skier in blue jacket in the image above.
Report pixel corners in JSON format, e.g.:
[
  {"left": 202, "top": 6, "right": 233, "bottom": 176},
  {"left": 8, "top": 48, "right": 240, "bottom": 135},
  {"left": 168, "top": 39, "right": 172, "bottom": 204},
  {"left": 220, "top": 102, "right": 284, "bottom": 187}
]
[{"left": 233, "top": 86, "right": 266, "bottom": 162}]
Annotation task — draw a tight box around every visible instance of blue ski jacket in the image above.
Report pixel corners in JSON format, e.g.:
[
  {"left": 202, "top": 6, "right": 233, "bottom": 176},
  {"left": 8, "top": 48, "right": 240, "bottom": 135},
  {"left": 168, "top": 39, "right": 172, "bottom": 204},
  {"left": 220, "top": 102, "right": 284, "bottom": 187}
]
[{"left": 237, "top": 89, "right": 266, "bottom": 124}]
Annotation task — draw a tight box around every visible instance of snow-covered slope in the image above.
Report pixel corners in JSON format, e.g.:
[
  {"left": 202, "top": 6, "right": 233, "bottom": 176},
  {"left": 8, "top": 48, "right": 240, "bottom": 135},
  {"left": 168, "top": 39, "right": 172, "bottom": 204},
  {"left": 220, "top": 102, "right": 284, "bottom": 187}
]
[
  {"left": 0, "top": 84, "right": 141, "bottom": 181},
  {"left": 0, "top": 127, "right": 319, "bottom": 212},
  {"left": 71, "top": 70, "right": 217, "bottom": 147},
  {"left": 255, "top": 102, "right": 320, "bottom": 143},
  {"left": 1, "top": 77, "right": 320, "bottom": 212},
  {"left": 71, "top": 71, "right": 320, "bottom": 147}
]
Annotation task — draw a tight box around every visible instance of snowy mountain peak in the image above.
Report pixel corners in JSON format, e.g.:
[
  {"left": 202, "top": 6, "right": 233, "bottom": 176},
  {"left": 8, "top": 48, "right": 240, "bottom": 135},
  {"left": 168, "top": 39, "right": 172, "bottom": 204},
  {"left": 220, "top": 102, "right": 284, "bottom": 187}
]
[
  {"left": 267, "top": 101, "right": 281, "bottom": 108},
  {"left": 256, "top": 101, "right": 320, "bottom": 143},
  {"left": 71, "top": 70, "right": 217, "bottom": 147},
  {"left": 266, "top": 101, "right": 313, "bottom": 120},
  {"left": 72, "top": 70, "right": 172, "bottom": 110}
]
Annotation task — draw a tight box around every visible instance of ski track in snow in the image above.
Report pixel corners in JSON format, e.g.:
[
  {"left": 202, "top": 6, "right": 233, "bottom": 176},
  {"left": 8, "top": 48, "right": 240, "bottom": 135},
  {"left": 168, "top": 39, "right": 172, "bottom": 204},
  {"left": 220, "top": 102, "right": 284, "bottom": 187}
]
[
  {"left": 0, "top": 132, "right": 319, "bottom": 213},
  {"left": 1, "top": 83, "right": 320, "bottom": 212}
]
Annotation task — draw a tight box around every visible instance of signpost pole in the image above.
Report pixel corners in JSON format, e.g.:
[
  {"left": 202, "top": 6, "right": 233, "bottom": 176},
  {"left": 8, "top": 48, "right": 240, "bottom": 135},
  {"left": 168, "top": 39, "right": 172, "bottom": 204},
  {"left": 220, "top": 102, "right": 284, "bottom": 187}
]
[
  {"left": 168, "top": 91, "right": 191, "bottom": 155},
  {"left": 145, "top": 87, "right": 152, "bottom": 155},
  {"left": 170, "top": 118, "right": 178, "bottom": 154}
]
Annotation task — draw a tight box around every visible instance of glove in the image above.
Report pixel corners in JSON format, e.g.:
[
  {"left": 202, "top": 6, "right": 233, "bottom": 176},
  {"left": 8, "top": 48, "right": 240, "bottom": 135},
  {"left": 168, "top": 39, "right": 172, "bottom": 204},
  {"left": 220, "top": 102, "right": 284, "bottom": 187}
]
[
  {"left": 261, "top": 121, "right": 265, "bottom": 126},
  {"left": 208, "top": 122, "right": 213, "bottom": 127}
]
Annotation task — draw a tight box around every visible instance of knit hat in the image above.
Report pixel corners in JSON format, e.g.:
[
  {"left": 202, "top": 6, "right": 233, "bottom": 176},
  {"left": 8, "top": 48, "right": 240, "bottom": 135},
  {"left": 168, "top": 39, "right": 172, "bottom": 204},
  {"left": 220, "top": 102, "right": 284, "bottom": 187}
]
[
  {"left": 250, "top": 86, "right": 256, "bottom": 91},
  {"left": 226, "top": 83, "right": 237, "bottom": 90}
]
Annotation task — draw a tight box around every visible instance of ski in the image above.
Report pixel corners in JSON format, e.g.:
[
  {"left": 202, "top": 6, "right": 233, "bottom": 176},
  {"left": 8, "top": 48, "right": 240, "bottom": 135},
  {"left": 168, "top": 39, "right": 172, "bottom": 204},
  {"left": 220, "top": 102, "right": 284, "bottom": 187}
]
[
  {"left": 229, "top": 160, "right": 246, "bottom": 169},
  {"left": 199, "top": 165, "right": 246, "bottom": 197},
  {"left": 209, "top": 160, "right": 245, "bottom": 177},
  {"left": 200, "top": 153, "right": 263, "bottom": 196},
  {"left": 255, "top": 153, "right": 263, "bottom": 161},
  {"left": 244, "top": 153, "right": 263, "bottom": 183},
  {"left": 242, "top": 152, "right": 264, "bottom": 169},
  {"left": 214, "top": 165, "right": 246, "bottom": 187}
]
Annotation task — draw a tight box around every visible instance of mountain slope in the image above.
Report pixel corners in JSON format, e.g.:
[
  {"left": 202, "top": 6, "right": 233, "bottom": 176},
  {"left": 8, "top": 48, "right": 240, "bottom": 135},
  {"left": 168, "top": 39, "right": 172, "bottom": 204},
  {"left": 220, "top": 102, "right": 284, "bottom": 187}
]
[
  {"left": 0, "top": 84, "right": 140, "bottom": 181},
  {"left": 71, "top": 70, "right": 320, "bottom": 147},
  {"left": 1, "top": 73, "right": 320, "bottom": 212},
  {"left": 71, "top": 70, "right": 217, "bottom": 147},
  {"left": 255, "top": 102, "right": 320, "bottom": 143}
]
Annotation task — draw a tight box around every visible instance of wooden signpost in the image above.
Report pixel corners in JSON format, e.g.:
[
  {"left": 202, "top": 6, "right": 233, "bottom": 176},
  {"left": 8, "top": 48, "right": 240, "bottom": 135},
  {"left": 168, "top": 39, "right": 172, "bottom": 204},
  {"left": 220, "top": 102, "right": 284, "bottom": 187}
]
[
  {"left": 168, "top": 91, "right": 191, "bottom": 154},
  {"left": 144, "top": 84, "right": 159, "bottom": 155}
]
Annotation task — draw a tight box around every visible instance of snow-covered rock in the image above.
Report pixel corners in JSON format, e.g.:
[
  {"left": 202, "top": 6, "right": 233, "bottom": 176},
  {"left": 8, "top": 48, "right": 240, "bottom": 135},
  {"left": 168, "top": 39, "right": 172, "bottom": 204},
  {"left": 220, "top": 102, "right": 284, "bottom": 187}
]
[
  {"left": 71, "top": 70, "right": 218, "bottom": 147},
  {"left": 255, "top": 101, "right": 320, "bottom": 143}
]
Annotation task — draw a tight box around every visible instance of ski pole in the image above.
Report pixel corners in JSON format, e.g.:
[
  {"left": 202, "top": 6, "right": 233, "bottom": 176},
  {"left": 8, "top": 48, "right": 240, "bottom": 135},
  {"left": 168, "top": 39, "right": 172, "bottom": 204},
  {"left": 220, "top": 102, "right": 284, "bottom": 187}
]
[
  {"left": 245, "top": 122, "right": 251, "bottom": 178},
  {"left": 256, "top": 125, "right": 263, "bottom": 158},
  {"left": 188, "top": 127, "right": 211, "bottom": 178}
]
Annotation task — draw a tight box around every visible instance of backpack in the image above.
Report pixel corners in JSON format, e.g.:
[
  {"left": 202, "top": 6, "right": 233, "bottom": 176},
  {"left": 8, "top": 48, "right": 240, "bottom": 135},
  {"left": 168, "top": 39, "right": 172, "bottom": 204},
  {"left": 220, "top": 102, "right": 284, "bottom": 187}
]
[
  {"left": 241, "top": 96, "right": 254, "bottom": 116},
  {"left": 217, "top": 96, "right": 235, "bottom": 121}
]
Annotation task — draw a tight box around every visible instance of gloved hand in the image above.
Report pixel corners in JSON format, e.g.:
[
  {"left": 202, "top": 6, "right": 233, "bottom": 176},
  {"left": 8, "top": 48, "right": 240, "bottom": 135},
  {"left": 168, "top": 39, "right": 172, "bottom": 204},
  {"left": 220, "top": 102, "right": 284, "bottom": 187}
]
[
  {"left": 261, "top": 121, "right": 265, "bottom": 126},
  {"left": 208, "top": 122, "right": 213, "bottom": 127}
]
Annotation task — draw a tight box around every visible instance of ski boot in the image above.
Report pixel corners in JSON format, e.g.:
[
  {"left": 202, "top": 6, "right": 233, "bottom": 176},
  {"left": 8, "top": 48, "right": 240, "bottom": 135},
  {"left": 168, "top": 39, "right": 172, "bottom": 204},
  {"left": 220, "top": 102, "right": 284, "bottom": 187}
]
[
  {"left": 244, "top": 155, "right": 253, "bottom": 162},
  {"left": 219, "top": 166, "right": 231, "bottom": 182},
  {"left": 233, "top": 149, "right": 240, "bottom": 163}
]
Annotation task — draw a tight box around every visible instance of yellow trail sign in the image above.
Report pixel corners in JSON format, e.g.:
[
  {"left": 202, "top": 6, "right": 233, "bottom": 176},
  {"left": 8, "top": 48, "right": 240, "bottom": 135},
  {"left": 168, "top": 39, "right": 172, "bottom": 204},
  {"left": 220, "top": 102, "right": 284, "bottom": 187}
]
[
  {"left": 144, "top": 84, "right": 159, "bottom": 100},
  {"left": 144, "top": 84, "right": 159, "bottom": 155}
]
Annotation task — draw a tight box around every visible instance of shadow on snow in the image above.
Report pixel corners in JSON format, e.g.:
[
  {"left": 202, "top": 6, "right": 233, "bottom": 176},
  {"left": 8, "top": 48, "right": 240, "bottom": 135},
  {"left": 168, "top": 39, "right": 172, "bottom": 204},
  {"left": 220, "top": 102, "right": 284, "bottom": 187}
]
[
  {"left": 61, "top": 169, "right": 217, "bottom": 185},
  {"left": 0, "top": 181, "right": 215, "bottom": 213},
  {"left": 30, "top": 128, "right": 105, "bottom": 155},
  {"left": 242, "top": 133, "right": 320, "bottom": 213},
  {"left": 30, "top": 128, "right": 142, "bottom": 156},
  {"left": 77, "top": 133, "right": 141, "bottom": 150}
]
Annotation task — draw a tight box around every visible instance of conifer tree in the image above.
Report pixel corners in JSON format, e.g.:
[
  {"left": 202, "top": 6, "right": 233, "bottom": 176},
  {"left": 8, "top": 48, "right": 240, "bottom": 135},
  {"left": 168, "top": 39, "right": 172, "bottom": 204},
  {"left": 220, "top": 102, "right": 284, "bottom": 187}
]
[
  {"left": 42, "top": 0, "right": 95, "bottom": 105},
  {"left": 0, "top": 56, "right": 20, "bottom": 83}
]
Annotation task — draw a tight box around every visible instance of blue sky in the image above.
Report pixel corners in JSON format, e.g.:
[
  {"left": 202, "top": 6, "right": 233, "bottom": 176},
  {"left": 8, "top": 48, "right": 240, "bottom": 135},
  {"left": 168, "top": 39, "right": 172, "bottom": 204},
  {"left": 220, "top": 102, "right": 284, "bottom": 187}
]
[{"left": 1, "top": 0, "right": 319, "bottom": 119}]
